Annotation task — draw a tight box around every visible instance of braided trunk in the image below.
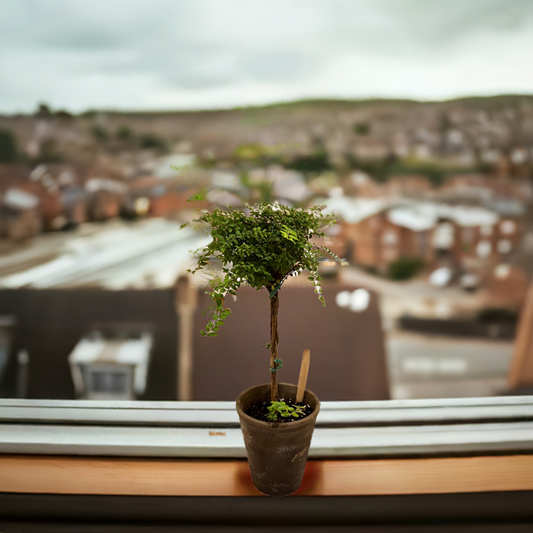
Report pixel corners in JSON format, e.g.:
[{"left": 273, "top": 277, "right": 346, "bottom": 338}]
[{"left": 270, "top": 293, "right": 280, "bottom": 401}]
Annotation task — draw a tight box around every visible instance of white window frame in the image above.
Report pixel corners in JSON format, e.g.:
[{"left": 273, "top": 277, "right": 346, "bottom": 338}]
[{"left": 1, "top": 396, "right": 532, "bottom": 458}]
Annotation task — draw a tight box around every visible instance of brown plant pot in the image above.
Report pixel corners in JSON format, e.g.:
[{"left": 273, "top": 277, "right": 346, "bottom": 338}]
[{"left": 235, "top": 382, "right": 320, "bottom": 497}]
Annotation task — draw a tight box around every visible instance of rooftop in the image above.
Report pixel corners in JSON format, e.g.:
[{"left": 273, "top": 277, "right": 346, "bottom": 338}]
[{"left": 0, "top": 218, "right": 208, "bottom": 290}]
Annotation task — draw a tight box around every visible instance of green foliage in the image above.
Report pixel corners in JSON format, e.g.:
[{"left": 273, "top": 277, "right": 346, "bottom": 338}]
[
  {"left": 286, "top": 150, "right": 331, "bottom": 173},
  {"left": 266, "top": 401, "right": 306, "bottom": 422},
  {"left": 347, "top": 155, "right": 458, "bottom": 186},
  {"left": 116, "top": 125, "right": 134, "bottom": 141},
  {"left": 231, "top": 143, "right": 284, "bottom": 168},
  {"left": 36, "top": 103, "right": 51, "bottom": 118},
  {"left": 233, "top": 143, "right": 265, "bottom": 160},
  {"left": 0, "top": 130, "right": 18, "bottom": 163},
  {"left": 170, "top": 161, "right": 195, "bottom": 173},
  {"left": 185, "top": 202, "right": 339, "bottom": 337},
  {"left": 55, "top": 110, "right": 73, "bottom": 120},
  {"left": 186, "top": 191, "right": 207, "bottom": 202},
  {"left": 280, "top": 225, "right": 298, "bottom": 243},
  {"left": 79, "top": 109, "right": 97, "bottom": 119},
  {"left": 353, "top": 122, "right": 370, "bottom": 135},
  {"left": 139, "top": 133, "right": 167, "bottom": 152},
  {"left": 387, "top": 256, "right": 424, "bottom": 281},
  {"left": 91, "top": 125, "right": 109, "bottom": 141},
  {"left": 390, "top": 161, "right": 446, "bottom": 186}
]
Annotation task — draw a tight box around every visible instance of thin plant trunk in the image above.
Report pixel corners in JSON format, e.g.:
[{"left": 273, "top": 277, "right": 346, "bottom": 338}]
[{"left": 270, "top": 293, "right": 280, "bottom": 401}]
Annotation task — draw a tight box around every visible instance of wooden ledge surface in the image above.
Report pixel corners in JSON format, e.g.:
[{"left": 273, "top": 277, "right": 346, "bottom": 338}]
[{"left": 1, "top": 454, "right": 532, "bottom": 497}]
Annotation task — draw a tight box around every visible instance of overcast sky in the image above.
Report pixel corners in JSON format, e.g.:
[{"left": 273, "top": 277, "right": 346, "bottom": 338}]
[{"left": 1, "top": 0, "right": 533, "bottom": 113}]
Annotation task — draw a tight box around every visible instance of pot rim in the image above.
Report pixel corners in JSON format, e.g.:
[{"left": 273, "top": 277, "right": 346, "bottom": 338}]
[{"left": 235, "top": 382, "right": 320, "bottom": 430}]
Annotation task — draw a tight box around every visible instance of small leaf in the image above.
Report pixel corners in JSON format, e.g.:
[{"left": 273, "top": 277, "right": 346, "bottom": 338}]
[{"left": 187, "top": 192, "right": 206, "bottom": 202}]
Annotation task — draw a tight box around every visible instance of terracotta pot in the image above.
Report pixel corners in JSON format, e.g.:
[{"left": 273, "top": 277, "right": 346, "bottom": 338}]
[{"left": 236, "top": 382, "right": 320, "bottom": 497}]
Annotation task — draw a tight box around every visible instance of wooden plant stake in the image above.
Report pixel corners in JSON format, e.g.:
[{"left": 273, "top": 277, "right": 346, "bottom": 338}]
[{"left": 296, "top": 349, "right": 311, "bottom": 403}]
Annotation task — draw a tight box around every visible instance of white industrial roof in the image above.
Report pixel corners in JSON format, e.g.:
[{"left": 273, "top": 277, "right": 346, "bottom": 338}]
[
  {"left": 388, "top": 206, "right": 435, "bottom": 232},
  {"left": 0, "top": 218, "right": 209, "bottom": 290},
  {"left": 323, "top": 197, "right": 388, "bottom": 224},
  {"left": 324, "top": 197, "right": 500, "bottom": 231},
  {"left": 388, "top": 203, "right": 500, "bottom": 231},
  {"left": 440, "top": 205, "right": 499, "bottom": 227}
]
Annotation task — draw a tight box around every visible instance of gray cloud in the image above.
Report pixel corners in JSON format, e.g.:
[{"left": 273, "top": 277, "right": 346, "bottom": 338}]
[
  {"left": 1, "top": 0, "right": 532, "bottom": 112},
  {"left": 318, "top": 0, "right": 533, "bottom": 55}
]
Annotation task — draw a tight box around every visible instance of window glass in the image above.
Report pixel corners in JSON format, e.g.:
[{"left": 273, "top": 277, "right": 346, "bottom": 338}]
[{"left": 0, "top": 0, "right": 531, "bottom": 409}]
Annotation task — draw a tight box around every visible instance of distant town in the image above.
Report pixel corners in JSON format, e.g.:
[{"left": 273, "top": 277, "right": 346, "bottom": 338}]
[
  {"left": 1, "top": 96, "right": 532, "bottom": 296},
  {"left": 0, "top": 96, "right": 532, "bottom": 401}
]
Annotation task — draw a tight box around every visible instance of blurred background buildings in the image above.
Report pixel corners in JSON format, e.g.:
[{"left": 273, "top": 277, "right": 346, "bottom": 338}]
[{"left": 1, "top": 0, "right": 533, "bottom": 402}]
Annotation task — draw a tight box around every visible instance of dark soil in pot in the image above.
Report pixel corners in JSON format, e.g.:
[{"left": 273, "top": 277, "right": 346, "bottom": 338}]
[
  {"left": 246, "top": 396, "right": 313, "bottom": 423},
  {"left": 236, "top": 382, "right": 320, "bottom": 497}
]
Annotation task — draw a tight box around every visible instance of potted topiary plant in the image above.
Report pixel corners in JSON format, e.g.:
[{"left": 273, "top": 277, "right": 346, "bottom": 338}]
[{"left": 185, "top": 202, "right": 339, "bottom": 496}]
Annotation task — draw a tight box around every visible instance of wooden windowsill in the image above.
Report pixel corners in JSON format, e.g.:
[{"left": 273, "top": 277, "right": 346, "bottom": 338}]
[{"left": 1, "top": 454, "right": 532, "bottom": 497}]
